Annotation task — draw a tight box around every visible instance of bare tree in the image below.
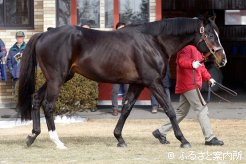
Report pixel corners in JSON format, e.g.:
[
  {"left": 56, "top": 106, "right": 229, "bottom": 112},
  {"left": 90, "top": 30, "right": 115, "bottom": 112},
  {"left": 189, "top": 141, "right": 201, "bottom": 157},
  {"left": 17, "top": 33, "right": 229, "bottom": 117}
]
[
  {"left": 57, "top": 0, "right": 70, "bottom": 26},
  {"left": 139, "top": 0, "right": 149, "bottom": 22},
  {"left": 77, "top": 0, "right": 99, "bottom": 27},
  {"left": 120, "top": 0, "right": 133, "bottom": 23},
  {"left": 120, "top": 0, "right": 149, "bottom": 24}
]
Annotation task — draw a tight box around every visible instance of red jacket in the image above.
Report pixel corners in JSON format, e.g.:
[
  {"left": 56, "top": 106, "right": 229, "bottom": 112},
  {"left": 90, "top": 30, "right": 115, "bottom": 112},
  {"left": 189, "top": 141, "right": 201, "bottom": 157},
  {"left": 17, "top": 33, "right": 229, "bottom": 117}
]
[{"left": 175, "top": 45, "right": 211, "bottom": 94}]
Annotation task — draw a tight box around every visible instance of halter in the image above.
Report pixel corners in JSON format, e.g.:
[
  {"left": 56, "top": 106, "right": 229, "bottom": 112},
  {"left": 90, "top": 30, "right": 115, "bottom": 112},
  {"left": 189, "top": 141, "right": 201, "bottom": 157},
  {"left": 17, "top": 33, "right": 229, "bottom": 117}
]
[{"left": 196, "top": 26, "right": 223, "bottom": 67}]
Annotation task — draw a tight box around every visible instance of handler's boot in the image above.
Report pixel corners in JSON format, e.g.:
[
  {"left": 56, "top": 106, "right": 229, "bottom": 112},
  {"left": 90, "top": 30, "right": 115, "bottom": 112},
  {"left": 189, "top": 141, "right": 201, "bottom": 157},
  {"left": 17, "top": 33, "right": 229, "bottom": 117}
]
[
  {"left": 205, "top": 137, "right": 224, "bottom": 146},
  {"left": 152, "top": 129, "right": 170, "bottom": 144}
]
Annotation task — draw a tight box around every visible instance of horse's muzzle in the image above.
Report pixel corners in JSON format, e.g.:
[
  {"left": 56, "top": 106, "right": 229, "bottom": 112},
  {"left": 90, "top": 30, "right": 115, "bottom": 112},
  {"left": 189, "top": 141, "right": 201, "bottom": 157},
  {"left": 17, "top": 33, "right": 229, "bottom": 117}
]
[
  {"left": 220, "top": 58, "right": 227, "bottom": 67},
  {"left": 215, "top": 49, "right": 227, "bottom": 68}
]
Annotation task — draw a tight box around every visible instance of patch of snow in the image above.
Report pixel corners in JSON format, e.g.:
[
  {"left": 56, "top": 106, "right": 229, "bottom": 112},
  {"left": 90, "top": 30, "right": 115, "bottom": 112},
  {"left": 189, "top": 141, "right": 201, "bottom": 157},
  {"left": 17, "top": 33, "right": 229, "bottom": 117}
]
[
  {"left": 54, "top": 115, "right": 87, "bottom": 124},
  {"left": 0, "top": 120, "right": 31, "bottom": 129},
  {"left": 0, "top": 116, "right": 87, "bottom": 128}
]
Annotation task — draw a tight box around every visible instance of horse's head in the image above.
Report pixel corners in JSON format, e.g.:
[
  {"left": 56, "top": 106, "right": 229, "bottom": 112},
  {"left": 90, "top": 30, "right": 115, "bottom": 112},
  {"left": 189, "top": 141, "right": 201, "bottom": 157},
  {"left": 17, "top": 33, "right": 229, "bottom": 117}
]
[{"left": 195, "top": 16, "right": 227, "bottom": 67}]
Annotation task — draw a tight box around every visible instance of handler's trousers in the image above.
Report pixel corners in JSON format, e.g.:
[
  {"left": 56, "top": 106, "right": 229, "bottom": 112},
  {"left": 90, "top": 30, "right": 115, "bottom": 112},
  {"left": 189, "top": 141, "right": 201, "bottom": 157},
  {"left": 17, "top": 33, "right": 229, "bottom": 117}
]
[{"left": 158, "top": 89, "right": 215, "bottom": 142}]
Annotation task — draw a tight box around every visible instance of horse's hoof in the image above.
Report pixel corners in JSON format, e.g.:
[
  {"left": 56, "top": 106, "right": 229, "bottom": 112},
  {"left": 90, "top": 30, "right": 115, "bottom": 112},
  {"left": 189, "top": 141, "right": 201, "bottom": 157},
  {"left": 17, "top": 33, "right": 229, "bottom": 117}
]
[
  {"left": 180, "top": 143, "right": 192, "bottom": 148},
  {"left": 117, "top": 142, "right": 127, "bottom": 148},
  {"left": 26, "top": 135, "right": 35, "bottom": 147}
]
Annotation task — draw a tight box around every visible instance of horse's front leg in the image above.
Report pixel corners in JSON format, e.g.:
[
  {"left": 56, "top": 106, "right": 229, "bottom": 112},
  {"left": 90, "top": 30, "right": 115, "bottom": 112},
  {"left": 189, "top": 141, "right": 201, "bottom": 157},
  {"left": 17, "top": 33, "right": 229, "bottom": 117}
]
[
  {"left": 26, "top": 84, "right": 46, "bottom": 147},
  {"left": 42, "top": 82, "right": 67, "bottom": 149},
  {"left": 150, "top": 79, "right": 191, "bottom": 148},
  {"left": 114, "top": 84, "right": 144, "bottom": 147}
]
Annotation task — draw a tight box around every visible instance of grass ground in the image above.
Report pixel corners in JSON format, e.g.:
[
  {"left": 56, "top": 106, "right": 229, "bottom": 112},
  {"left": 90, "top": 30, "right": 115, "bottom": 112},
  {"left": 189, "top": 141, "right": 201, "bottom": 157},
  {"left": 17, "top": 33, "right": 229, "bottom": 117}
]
[{"left": 0, "top": 119, "right": 245, "bottom": 164}]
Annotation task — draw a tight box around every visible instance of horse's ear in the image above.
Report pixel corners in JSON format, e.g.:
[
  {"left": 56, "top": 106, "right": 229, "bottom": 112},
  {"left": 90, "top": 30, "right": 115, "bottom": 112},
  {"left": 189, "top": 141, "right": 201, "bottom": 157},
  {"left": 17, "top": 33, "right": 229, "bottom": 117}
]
[
  {"left": 198, "top": 16, "right": 209, "bottom": 25},
  {"left": 198, "top": 11, "right": 210, "bottom": 25},
  {"left": 203, "top": 11, "right": 210, "bottom": 19},
  {"left": 208, "top": 16, "right": 216, "bottom": 22}
]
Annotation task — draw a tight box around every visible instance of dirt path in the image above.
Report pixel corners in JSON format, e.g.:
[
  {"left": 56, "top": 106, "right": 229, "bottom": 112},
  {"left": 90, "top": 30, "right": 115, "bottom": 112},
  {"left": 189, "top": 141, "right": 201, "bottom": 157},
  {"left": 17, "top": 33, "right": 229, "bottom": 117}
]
[{"left": 0, "top": 119, "right": 245, "bottom": 163}]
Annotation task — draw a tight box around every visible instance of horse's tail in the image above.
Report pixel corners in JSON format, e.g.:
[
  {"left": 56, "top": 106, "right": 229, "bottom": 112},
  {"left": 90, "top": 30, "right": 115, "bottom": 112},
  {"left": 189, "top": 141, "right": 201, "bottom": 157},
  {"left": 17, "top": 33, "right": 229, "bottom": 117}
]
[{"left": 17, "top": 32, "right": 43, "bottom": 121}]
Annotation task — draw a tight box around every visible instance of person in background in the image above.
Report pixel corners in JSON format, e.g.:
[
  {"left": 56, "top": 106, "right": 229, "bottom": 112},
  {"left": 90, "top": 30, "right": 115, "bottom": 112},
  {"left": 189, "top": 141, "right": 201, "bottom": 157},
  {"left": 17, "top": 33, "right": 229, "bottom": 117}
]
[
  {"left": 151, "top": 64, "right": 171, "bottom": 113},
  {"left": 7, "top": 31, "right": 26, "bottom": 89},
  {"left": 111, "top": 22, "right": 129, "bottom": 116},
  {"left": 152, "top": 45, "right": 224, "bottom": 146},
  {"left": 0, "top": 38, "right": 7, "bottom": 81}
]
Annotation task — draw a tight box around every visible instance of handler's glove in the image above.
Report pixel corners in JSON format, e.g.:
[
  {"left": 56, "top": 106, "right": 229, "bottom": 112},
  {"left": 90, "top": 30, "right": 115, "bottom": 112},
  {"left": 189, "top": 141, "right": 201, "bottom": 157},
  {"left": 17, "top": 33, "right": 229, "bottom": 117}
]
[
  {"left": 192, "top": 60, "right": 202, "bottom": 69},
  {"left": 209, "top": 78, "right": 216, "bottom": 87}
]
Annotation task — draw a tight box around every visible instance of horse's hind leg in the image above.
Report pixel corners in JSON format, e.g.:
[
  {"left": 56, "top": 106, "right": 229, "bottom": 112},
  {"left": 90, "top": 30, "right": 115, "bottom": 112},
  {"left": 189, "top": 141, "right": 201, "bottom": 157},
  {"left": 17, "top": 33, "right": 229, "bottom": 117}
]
[
  {"left": 150, "top": 79, "right": 191, "bottom": 148},
  {"left": 26, "top": 83, "right": 47, "bottom": 147},
  {"left": 42, "top": 80, "right": 66, "bottom": 149},
  {"left": 114, "top": 84, "right": 144, "bottom": 147}
]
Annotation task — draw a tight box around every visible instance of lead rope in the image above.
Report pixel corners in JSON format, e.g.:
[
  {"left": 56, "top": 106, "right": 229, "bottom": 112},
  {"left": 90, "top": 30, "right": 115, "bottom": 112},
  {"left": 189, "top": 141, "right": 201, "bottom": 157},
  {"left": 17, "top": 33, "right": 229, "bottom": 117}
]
[
  {"left": 192, "top": 50, "right": 238, "bottom": 106},
  {"left": 215, "top": 82, "right": 238, "bottom": 96},
  {"left": 192, "top": 50, "right": 207, "bottom": 106},
  {"left": 192, "top": 69, "right": 207, "bottom": 106},
  {"left": 207, "top": 85, "right": 211, "bottom": 103},
  {"left": 208, "top": 82, "right": 237, "bottom": 103},
  {"left": 193, "top": 72, "right": 238, "bottom": 105}
]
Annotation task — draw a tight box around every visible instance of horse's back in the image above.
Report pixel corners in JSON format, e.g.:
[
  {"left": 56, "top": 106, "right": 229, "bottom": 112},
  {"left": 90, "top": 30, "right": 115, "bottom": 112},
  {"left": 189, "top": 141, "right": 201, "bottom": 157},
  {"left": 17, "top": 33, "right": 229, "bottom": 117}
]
[{"left": 35, "top": 25, "right": 164, "bottom": 84}]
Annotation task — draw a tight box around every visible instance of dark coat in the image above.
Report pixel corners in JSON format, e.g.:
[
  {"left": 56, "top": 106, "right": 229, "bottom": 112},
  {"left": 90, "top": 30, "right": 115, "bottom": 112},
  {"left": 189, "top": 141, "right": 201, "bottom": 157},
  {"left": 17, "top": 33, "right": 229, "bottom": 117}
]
[
  {"left": 0, "top": 39, "right": 7, "bottom": 81},
  {"left": 175, "top": 45, "right": 211, "bottom": 94},
  {"left": 7, "top": 42, "right": 26, "bottom": 79}
]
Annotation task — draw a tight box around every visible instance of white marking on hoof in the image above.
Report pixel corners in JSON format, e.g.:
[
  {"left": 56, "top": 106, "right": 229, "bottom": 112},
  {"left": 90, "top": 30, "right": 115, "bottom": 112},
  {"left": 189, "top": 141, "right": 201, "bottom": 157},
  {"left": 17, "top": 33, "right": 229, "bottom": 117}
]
[
  {"left": 29, "top": 133, "right": 36, "bottom": 138},
  {"left": 56, "top": 144, "right": 67, "bottom": 150},
  {"left": 48, "top": 130, "right": 67, "bottom": 149}
]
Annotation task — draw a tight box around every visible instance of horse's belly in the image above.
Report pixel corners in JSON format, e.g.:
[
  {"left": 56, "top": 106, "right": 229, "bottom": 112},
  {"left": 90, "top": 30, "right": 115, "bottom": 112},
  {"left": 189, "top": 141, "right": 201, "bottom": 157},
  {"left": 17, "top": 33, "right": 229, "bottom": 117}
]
[{"left": 72, "top": 59, "right": 139, "bottom": 83}]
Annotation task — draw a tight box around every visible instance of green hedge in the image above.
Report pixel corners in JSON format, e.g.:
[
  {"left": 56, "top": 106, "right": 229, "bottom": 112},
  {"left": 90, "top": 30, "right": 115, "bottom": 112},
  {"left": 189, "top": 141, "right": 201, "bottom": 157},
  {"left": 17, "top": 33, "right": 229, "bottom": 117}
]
[{"left": 36, "top": 71, "right": 98, "bottom": 115}]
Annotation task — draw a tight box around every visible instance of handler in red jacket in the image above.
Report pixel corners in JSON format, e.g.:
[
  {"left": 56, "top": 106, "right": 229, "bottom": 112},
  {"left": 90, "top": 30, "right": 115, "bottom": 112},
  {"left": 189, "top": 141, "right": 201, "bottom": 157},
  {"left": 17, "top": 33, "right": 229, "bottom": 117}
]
[{"left": 152, "top": 45, "right": 224, "bottom": 146}]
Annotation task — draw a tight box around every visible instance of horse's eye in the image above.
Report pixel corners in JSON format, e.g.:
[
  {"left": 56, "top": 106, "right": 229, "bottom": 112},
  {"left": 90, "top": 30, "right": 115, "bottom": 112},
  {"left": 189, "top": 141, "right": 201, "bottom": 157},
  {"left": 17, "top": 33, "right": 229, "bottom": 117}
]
[{"left": 209, "top": 34, "right": 214, "bottom": 38}]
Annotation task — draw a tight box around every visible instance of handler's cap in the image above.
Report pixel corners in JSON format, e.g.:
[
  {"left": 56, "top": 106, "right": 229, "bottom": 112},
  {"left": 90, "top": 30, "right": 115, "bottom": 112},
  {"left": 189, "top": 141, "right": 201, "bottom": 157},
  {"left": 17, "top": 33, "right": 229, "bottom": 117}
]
[{"left": 16, "top": 31, "right": 25, "bottom": 37}]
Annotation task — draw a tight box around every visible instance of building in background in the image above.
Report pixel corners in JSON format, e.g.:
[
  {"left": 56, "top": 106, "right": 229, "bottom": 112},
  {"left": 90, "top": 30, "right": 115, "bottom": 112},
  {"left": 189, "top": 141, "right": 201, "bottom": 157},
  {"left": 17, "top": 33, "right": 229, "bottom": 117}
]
[
  {"left": 0, "top": 0, "right": 161, "bottom": 107},
  {"left": 1, "top": 0, "right": 246, "bottom": 107}
]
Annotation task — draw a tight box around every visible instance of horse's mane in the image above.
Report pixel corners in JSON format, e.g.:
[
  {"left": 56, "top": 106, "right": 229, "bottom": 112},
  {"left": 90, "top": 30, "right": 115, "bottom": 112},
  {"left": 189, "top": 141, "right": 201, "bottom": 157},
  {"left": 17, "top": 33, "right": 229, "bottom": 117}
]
[
  {"left": 73, "top": 17, "right": 204, "bottom": 38},
  {"left": 127, "top": 17, "right": 202, "bottom": 36},
  {"left": 161, "top": 18, "right": 201, "bottom": 35},
  {"left": 73, "top": 17, "right": 218, "bottom": 39}
]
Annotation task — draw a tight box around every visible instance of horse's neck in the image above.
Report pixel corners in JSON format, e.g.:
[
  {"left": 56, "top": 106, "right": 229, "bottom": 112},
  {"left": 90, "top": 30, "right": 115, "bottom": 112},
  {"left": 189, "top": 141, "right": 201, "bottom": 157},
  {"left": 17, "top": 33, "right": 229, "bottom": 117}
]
[
  {"left": 137, "top": 21, "right": 164, "bottom": 36},
  {"left": 158, "top": 34, "right": 195, "bottom": 58},
  {"left": 154, "top": 18, "right": 200, "bottom": 56}
]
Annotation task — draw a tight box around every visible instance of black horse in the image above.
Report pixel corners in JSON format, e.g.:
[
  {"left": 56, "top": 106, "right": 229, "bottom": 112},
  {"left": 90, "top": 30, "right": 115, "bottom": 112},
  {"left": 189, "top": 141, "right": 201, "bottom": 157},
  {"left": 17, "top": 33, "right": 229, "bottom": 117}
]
[{"left": 18, "top": 16, "right": 226, "bottom": 149}]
